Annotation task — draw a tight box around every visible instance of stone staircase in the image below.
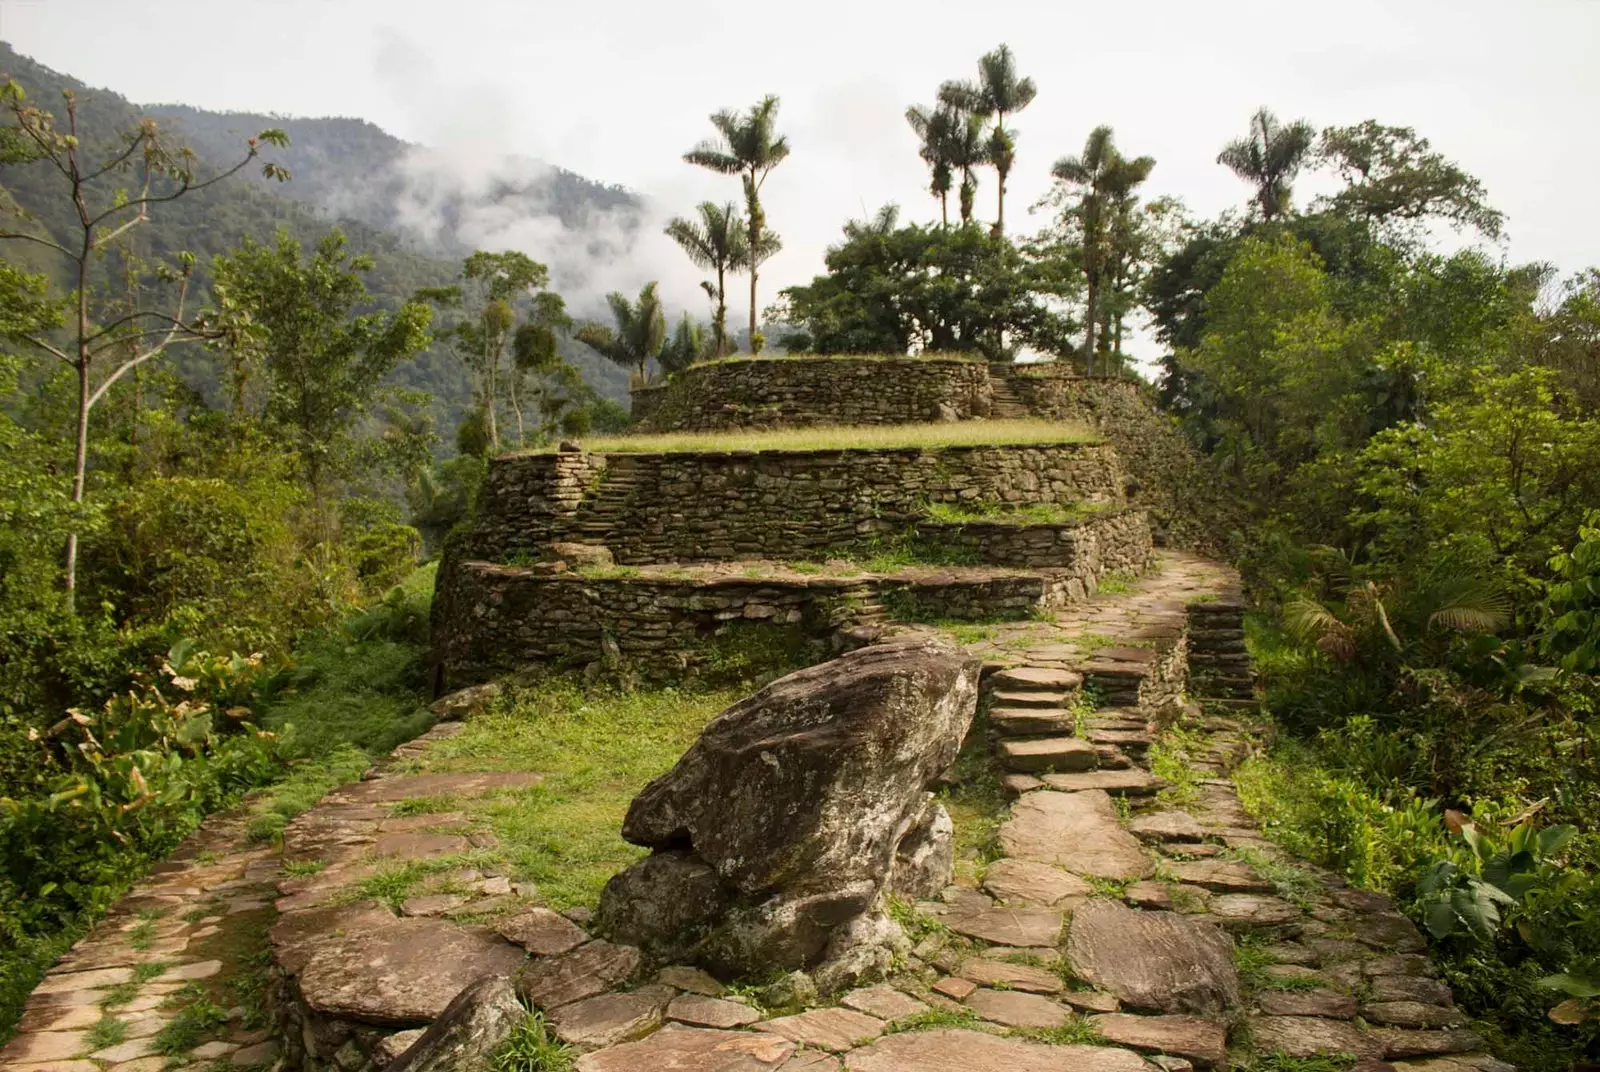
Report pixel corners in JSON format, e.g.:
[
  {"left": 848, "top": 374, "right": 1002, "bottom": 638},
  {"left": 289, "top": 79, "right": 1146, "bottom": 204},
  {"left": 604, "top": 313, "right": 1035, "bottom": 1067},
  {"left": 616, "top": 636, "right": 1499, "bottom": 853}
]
[
  {"left": 1185, "top": 599, "right": 1256, "bottom": 708},
  {"left": 986, "top": 666, "right": 1142, "bottom": 783},
  {"left": 573, "top": 459, "right": 642, "bottom": 542},
  {"left": 985, "top": 370, "right": 1030, "bottom": 419}
]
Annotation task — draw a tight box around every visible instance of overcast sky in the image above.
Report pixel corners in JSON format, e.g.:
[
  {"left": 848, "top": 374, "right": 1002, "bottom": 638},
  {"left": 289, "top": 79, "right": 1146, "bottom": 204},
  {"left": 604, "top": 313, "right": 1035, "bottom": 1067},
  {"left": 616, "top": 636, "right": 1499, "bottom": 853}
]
[{"left": 3, "top": 0, "right": 1597, "bottom": 357}]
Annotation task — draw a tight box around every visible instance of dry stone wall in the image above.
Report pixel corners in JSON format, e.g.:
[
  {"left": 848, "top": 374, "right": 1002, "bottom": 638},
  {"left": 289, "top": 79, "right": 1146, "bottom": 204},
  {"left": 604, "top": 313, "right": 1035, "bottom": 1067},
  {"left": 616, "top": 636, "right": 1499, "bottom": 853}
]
[
  {"left": 631, "top": 357, "right": 992, "bottom": 431},
  {"left": 921, "top": 508, "right": 1151, "bottom": 574},
  {"left": 467, "top": 443, "right": 1128, "bottom": 565}
]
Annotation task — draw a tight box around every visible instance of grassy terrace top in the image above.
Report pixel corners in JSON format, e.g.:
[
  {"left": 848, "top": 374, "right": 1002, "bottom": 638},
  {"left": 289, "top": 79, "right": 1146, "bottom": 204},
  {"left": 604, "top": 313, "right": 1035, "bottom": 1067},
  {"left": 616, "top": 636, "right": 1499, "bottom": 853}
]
[
  {"left": 522, "top": 419, "right": 1099, "bottom": 455},
  {"left": 631, "top": 351, "right": 986, "bottom": 378}
]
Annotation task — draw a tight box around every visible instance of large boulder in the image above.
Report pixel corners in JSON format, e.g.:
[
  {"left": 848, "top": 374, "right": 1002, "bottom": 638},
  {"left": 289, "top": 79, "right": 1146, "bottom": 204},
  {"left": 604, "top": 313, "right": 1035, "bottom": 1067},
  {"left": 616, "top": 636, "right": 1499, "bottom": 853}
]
[
  {"left": 385, "top": 975, "right": 523, "bottom": 1072},
  {"left": 599, "top": 637, "right": 980, "bottom": 982}
]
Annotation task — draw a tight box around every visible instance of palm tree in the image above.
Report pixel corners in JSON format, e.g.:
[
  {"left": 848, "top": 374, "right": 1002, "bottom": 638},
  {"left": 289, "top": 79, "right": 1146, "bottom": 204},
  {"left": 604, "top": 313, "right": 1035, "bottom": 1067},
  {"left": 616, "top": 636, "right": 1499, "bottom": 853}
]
[
  {"left": 940, "top": 44, "right": 1037, "bottom": 235},
  {"left": 665, "top": 201, "right": 747, "bottom": 358},
  {"left": 1052, "top": 126, "right": 1154, "bottom": 374},
  {"left": 576, "top": 281, "right": 666, "bottom": 383},
  {"left": 684, "top": 95, "right": 791, "bottom": 353},
  {"left": 1217, "top": 107, "right": 1316, "bottom": 220},
  {"left": 905, "top": 103, "right": 960, "bottom": 227},
  {"left": 944, "top": 111, "right": 989, "bottom": 226}
]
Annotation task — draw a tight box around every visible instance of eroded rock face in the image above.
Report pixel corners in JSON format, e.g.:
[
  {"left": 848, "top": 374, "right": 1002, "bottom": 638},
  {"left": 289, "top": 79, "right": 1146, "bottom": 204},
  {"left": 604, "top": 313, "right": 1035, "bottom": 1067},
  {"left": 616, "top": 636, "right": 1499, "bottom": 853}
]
[
  {"left": 599, "top": 638, "right": 980, "bottom": 982},
  {"left": 385, "top": 975, "right": 523, "bottom": 1072}
]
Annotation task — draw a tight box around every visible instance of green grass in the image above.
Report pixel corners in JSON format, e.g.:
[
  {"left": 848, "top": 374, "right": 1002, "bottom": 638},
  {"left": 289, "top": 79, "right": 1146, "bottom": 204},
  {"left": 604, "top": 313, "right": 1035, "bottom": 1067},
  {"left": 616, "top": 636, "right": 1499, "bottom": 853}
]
[
  {"left": 535, "top": 419, "right": 1097, "bottom": 455},
  {"left": 886, "top": 1007, "right": 981, "bottom": 1034},
  {"left": 131, "top": 961, "right": 170, "bottom": 984},
  {"left": 84, "top": 1014, "right": 129, "bottom": 1051},
  {"left": 99, "top": 982, "right": 139, "bottom": 1008},
  {"left": 1149, "top": 724, "right": 1203, "bottom": 806},
  {"left": 936, "top": 714, "right": 1011, "bottom": 876},
  {"left": 153, "top": 992, "right": 228, "bottom": 1054},
  {"left": 1011, "top": 1018, "right": 1104, "bottom": 1045},
  {"left": 492, "top": 1011, "right": 576, "bottom": 1071},
  {"left": 280, "top": 859, "right": 326, "bottom": 878},
  {"left": 401, "top": 681, "right": 745, "bottom": 909}
]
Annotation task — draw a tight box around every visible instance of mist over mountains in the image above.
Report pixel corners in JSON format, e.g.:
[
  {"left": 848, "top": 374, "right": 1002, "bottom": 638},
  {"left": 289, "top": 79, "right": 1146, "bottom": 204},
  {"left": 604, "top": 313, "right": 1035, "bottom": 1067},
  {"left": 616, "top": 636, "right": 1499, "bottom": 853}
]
[{"left": 0, "top": 41, "right": 657, "bottom": 420}]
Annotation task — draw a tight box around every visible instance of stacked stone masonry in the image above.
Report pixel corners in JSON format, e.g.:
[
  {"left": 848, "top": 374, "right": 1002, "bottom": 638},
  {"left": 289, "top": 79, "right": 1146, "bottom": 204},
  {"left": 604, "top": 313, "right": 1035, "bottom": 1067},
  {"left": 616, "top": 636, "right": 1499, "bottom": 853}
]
[
  {"left": 630, "top": 356, "right": 993, "bottom": 430},
  {"left": 465, "top": 442, "right": 1130, "bottom": 566}
]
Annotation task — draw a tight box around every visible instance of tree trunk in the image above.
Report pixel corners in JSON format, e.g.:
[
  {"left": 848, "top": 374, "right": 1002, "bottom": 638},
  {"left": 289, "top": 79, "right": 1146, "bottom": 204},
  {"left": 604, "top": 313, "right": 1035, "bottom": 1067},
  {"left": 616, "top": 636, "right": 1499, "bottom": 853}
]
[
  {"left": 508, "top": 371, "right": 525, "bottom": 447},
  {"left": 1083, "top": 281, "right": 1098, "bottom": 378},
  {"left": 940, "top": 193, "right": 949, "bottom": 229},
  {"left": 484, "top": 339, "right": 500, "bottom": 451},
  {"left": 715, "top": 265, "right": 727, "bottom": 357}
]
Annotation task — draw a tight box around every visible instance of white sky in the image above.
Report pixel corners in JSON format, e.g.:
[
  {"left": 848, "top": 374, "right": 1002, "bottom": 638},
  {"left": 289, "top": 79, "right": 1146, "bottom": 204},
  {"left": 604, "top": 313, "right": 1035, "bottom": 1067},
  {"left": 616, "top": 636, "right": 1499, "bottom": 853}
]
[{"left": 3, "top": 0, "right": 1597, "bottom": 359}]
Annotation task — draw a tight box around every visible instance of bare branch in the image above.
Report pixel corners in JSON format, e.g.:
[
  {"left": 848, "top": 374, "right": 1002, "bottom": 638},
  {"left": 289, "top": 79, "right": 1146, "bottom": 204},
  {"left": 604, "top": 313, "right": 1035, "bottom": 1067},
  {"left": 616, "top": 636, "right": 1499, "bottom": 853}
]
[
  {"left": 85, "top": 151, "right": 257, "bottom": 230},
  {"left": 18, "top": 334, "right": 75, "bottom": 366},
  {"left": 0, "top": 229, "right": 79, "bottom": 260},
  {"left": 86, "top": 274, "right": 193, "bottom": 410},
  {"left": 82, "top": 132, "right": 152, "bottom": 183},
  {"left": 94, "top": 212, "right": 149, "bottom": 248}
]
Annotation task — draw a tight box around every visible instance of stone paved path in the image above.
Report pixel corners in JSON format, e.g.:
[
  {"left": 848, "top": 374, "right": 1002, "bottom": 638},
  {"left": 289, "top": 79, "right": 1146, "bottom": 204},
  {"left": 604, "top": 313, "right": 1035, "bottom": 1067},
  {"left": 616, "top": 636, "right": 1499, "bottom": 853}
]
[{"left": 3, "top": 552, "right": 1514, "bottom": 1072}]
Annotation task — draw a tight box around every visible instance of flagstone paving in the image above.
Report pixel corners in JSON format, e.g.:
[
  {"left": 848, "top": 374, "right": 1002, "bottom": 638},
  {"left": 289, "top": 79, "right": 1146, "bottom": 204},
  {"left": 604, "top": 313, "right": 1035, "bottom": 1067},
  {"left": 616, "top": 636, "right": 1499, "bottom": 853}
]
[{"left": 2, "top": 552, "right": 1513, "bottom": 1072}]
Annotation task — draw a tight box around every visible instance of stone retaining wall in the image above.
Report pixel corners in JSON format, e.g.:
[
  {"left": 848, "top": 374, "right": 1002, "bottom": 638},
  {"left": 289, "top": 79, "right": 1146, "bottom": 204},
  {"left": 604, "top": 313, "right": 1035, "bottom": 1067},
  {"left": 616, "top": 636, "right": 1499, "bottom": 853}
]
[
  {"left": 434, "top": 566, "right": 873, "bottom": 688},
  {"left": 920, "top": 508, "right": 1152, "bottom": 574},
  {"left": 631, "top": 357, "right": 992, "bottom": 431},
  {"left": 467, "top": 442, "right": 1128, "bottom": 565},
  {"left": 1001, "top": 368, "right": 1232, "bottom": 553}
]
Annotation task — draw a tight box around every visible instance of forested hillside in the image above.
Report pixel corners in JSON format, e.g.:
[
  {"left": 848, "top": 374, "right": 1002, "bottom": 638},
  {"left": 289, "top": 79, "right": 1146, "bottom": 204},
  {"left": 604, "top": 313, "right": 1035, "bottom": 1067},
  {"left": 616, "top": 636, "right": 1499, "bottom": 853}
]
[{"left": 0, "top": 42, "right": 631, "bottom": 426}]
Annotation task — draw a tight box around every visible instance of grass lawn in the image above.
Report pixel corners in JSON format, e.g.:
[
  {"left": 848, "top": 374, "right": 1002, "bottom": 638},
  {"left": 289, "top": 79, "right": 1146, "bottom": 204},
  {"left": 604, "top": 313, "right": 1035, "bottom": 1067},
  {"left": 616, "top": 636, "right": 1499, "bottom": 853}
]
[
  {"left": 385, "top": 681, "right": 743, "bottom": 909},
  {"left": 524, "top": 419, "right": 1098, "bottom": 456}
]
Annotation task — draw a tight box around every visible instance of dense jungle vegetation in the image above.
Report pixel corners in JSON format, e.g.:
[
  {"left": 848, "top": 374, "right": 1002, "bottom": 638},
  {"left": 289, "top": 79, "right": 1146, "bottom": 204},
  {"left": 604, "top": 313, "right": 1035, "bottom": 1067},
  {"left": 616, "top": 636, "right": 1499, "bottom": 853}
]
[{"left": 0, "top": 39, "right": 1596, "bottom": 1068}]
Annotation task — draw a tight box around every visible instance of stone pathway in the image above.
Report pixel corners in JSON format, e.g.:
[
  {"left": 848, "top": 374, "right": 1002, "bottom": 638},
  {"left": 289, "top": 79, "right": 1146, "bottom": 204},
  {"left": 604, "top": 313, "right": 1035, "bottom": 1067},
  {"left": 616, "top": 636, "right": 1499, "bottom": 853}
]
[{"left": 3, "top": 552, "right": 1512, "bottom": 1072}]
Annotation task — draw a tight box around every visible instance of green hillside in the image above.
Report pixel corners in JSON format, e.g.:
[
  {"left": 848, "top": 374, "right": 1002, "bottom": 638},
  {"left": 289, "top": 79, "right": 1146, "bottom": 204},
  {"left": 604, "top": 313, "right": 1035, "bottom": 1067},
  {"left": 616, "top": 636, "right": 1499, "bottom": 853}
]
[{"left": 0, "top": 42, "right": 632, "bottom": 429}]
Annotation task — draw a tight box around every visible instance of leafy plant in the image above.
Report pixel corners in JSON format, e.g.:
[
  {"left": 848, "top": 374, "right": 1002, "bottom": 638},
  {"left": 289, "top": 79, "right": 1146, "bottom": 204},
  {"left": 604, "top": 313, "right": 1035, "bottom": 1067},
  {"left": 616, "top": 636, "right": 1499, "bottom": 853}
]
[
  {"left": 1416, "top": 819, "right": 1576, "bottom": 942},
  {"left": 492, "top": 1011, "right": 575, "bottom": 1072}
]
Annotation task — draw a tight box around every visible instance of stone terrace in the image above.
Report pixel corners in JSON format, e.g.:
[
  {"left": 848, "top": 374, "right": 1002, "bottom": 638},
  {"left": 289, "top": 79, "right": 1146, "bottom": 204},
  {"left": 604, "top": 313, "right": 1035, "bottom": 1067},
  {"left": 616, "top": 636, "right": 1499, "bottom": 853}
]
[{"left": 2, "top": 553, "right": 1508, "bottom": 1072}]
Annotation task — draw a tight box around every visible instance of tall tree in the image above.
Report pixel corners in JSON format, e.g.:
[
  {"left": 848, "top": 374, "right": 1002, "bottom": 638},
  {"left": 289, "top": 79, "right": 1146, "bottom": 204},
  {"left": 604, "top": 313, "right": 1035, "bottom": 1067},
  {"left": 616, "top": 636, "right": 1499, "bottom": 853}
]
[
  {"left": 210, "top": 229, "right": 433, "bottom": 503},
  {"left": 659, "top": 312, "right": 705, "bottom": 374},
  {"left": 905, "top": 103, "right": 960, "bottom": 228},
  {"left": 683, "top": 95, "right": 790, "bottom": 353},
  {"left": 1052, "top": 126, "right": 1154, "bottom": 372},
  {"left": 505, "top": 290, "right": 574, "bottom": 446},
  {"left": 940, "top": 44, "right": 1036, "bottom": 235},
  {"left": 459, "top": 251, "right": 549, "bottom": 450},
  {"left": 944, "top": 111, "right": 990, "bottom": 226},
  {"left": 1315, "top": 121, "right": 1504, "bottom": 239},
  {"left": 577, "top": 281, "right": 667, "bottom": 381},
  {"left": 0, "top": 82, "right": 287, "bottom": 604},
  {"left": 1217, "top": 107, "right": 1316, "bottom": 220},
  {"left": 665, "top": 201, "right": 747, "bottom": 357}
]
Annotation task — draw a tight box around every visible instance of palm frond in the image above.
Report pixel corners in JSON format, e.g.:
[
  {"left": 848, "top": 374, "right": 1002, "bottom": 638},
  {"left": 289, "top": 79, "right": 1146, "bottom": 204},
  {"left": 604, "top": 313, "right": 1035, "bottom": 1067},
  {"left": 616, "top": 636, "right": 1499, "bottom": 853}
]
[
  {"left": 1283, "top": 595, "right": 1344, "bottom": 643},
  {"left": 1424, "top": 577, "right": 1511, "bottom": 634}
]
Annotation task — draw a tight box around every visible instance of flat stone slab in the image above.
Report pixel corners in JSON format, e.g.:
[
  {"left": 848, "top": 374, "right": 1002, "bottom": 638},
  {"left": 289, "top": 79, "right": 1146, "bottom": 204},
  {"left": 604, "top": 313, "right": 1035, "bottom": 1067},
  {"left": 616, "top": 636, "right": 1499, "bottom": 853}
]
[
  {"left": 943, "top": 904, "right": 1064, "bottom": 947},
  {"left": 1206, "top": 893, "right": 1301, "bottom": 927},
  {"left": 956, "top": 958, "right": 1063, "bottom": 994},
  {"left": 991, "top": 709, "right": 1076, "bottom": 736},
  {"left": 1163, "top": 860, "right": 1274, "bottom": 894},
  {"left": 657, "top": 966, "right": 725, "bottom": 996},
  {"left": 574, "top": 1025, "right": 794, "bottom": 1071},
  {"left": 297, "top": 917, "right": 526, "bottom": 1025},
  {"left": 1373, "top": 1028, "right": 1483, "bottom": 1059},
  {"left": 843, "top": 1029, "right": 1149, "bottom": 1072},
  {"left": 666, "top": 994, "right": 762, "bottom": 1029},
  {"left": 551, "top": 985, "right": 674, "bottom": 1049},
  {"left": 1066, "top": 899, "right": 1240, "bottom": 1016},
  {"left": 932, "top": 977, "right": 977, "bottom": 1000},
  {"left": 1127, "top": 811, "right": 1206, "bottom": 843},
  {"left": 963, "top": 988, "right": 1070, "bottom": 1029},
  {"left": 1091, "top": 1013, "right": 1228, "bottom": 1068},
  {"left": 402, "top": 893, "right": 472, "bottom": 918},
  {"left": 1369, "top": 976, "right": 1454, "bottom": 1005},
  {"left": 997, "top": 737, "right": 1098, "bottom": 773},
  {"left": 981, "top": 858, "right": 1094, "bottom": 906},
  {"left": 497, "top": 908, "right": 589, "bottom": 955},
  {"left": 1257, "top": 989, "right": 1359, "bottom": 1019},
  {"left": 753, "top": 1008, "right": 886, "bottom": 1052},
  {"left": 840, "top": 985, "right": 929, "bottom": 1022},
  {"left": 520, "top": 941, "right": 641, "bottom": 1010},
  {"left": 1249, "top": 1016, "right": 1383, "bottom": 1059},
  {"left": 1040, "top": 770, "right": 1165, "bottom": 796},
  {"left": 1348, "top": 912, "right": 1427, "bottom": 953},
  {"left": 991, "top": 689, "right": 1074, "bottom": 709},
  {"left": 999, "top": 790, "right": 1154, "bottom": 880},
  {"left": 991, "top": 667, "right": 1082, "bottom": 691}
]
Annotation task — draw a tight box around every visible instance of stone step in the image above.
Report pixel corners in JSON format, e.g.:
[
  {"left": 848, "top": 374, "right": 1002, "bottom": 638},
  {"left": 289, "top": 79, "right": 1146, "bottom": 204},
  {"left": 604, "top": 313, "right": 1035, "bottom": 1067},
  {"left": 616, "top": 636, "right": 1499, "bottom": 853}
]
[
  {"left": 990, "top": 667, "right": 1083, "bottom": 692},
  {"left": 1094, "top": 745, "right": 1133, "bottom": 770},
  {"left": 990, "top": 708, "right": 1077, "bottom": 737},
  {"left": 995, "top": 736, "right": 1099, "bottom": 774},
  {"left": 1040, "top": 768, "right": 1165, "bottom": 796},
  {"left": 989, "top": 689, "right": 1074, "bottom": 710},
  {"left": 1086, "top": 728, "right": 1152, "bottom": 753}
]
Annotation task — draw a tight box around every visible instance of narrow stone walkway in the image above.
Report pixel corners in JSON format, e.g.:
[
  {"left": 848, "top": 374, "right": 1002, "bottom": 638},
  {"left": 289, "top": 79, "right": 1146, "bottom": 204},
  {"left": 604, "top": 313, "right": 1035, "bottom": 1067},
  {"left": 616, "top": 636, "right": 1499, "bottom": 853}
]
[
  {"left": 1, "top": 813, "right": 286, "bottom": 1071},
  {"left": 3, "top": 552, "right": 1509, "bottom": 1072}
]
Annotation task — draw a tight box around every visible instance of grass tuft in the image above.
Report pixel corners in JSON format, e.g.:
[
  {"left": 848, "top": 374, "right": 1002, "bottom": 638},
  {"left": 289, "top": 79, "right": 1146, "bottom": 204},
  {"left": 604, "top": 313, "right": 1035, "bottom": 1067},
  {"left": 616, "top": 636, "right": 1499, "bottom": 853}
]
[
  {"left": 534, "top": 419, "right": 1098, "bottom": 456},
  {"left": 492, "top": 1010, "right": 576, "bottom": 1071}
]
